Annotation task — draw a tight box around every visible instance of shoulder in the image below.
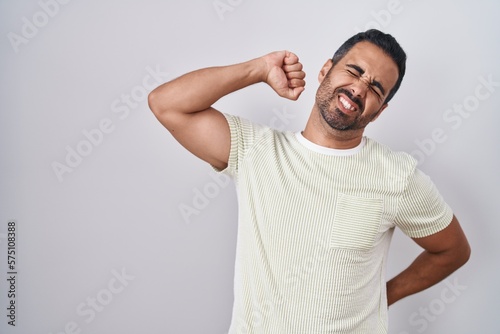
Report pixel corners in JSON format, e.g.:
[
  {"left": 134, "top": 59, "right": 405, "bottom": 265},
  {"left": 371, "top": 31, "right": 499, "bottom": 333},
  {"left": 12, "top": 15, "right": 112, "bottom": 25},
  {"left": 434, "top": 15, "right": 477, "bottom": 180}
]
[
  {"left": 365, "top": 137, "right": 417, "bottom": 169},
  {"left": 363, "top": 138, "right": 419, "bottom": 185},
  {"left": 224, "top": 113, "right": 292, "bottom": 145}
]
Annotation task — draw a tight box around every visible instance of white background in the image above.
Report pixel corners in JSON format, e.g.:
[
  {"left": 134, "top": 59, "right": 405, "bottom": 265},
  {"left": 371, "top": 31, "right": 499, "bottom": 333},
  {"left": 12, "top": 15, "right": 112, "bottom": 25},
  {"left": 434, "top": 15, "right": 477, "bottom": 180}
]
[{"left": 1, "top": 0, "right": 499, "bottom": 333}]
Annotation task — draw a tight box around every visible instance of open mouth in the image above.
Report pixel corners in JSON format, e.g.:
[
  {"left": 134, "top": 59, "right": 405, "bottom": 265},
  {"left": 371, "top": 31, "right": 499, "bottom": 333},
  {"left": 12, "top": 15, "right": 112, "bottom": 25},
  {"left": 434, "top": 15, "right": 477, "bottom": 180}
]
[{"left": 338, "top": 95, "right": 359, "bottom": 114}]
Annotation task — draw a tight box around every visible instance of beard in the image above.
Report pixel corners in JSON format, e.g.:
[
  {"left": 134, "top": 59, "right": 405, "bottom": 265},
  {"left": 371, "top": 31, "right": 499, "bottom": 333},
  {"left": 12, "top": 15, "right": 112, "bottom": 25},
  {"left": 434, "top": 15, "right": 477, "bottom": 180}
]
[{"left": 316, "top": 77, "right": 377, "bottom": 131}]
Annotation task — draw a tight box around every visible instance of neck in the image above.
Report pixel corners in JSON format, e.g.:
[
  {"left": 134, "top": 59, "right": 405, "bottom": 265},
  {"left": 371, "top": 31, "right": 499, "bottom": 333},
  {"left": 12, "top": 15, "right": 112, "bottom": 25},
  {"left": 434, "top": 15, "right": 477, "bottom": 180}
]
[{"left": 302, "top": 106, "right": 365, "bottom": 149}]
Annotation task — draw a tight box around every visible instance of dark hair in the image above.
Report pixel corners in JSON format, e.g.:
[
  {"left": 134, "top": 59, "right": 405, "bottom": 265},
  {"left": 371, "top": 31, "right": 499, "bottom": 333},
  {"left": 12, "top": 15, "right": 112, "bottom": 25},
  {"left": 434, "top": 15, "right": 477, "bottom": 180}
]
[{"left": 332, "top": 29, "right": 407, "bottom": 104}]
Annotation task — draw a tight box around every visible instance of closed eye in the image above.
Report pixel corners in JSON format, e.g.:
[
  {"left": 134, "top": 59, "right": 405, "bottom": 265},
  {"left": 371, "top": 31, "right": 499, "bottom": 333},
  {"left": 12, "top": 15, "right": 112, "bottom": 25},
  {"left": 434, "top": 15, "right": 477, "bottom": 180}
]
[
  {"left": 346, "top": 69, "right": 359, "bottom": 77},
  {"left": 369, "top": 85, "right": 382, "bottom": 99},
  {"left": 347, "top": 69, "right": 382, "bottom": 99},
  {"left": 347, "top": 70, "right": 358, "bottom": 77}
]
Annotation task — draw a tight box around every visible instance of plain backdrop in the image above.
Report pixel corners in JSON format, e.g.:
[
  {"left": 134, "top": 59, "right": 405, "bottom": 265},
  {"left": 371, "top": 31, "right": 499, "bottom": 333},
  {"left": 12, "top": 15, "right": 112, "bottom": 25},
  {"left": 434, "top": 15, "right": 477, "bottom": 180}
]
[{"left": 1, "top": 0, "right": 499, "bottom": 333}]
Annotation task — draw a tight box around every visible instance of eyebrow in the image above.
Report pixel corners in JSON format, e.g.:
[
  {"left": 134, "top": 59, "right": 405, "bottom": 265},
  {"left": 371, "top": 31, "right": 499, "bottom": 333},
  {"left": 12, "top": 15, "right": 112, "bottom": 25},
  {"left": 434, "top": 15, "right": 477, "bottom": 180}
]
[{"left": 346, "top": 64, "right": 386, "bottom": 96}]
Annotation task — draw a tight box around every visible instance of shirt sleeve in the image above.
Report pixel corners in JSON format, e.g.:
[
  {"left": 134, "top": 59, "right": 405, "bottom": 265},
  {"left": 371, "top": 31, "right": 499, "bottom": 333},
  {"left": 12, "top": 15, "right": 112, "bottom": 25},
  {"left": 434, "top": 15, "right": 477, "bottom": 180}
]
[
  {"left": 394, "top": 168, "right": 454, "bottom": 238},
  {"left": 212, "top": 113, "right": 268, "bottom": 178}
]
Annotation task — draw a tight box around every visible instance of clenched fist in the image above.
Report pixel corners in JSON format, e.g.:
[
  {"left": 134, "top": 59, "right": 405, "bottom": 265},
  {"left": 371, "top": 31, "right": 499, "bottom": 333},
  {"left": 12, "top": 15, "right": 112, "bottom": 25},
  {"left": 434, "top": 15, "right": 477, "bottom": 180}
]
[{"left": 261, "top": 51, "right": 306, "bottom": 101}]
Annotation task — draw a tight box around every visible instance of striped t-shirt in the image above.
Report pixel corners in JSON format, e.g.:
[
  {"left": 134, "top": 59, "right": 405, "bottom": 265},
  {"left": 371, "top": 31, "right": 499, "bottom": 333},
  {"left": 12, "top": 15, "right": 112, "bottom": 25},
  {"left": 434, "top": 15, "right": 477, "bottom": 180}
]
[{"left": 218, "top": 114, "right": 453, "bottom": 334}]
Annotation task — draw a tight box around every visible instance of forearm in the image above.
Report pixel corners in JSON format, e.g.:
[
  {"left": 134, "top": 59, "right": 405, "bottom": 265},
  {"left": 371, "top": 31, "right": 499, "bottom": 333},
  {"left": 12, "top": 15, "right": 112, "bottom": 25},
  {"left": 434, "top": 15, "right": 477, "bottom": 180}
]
[
  {"left": 148, "top": 57, "right": 266, "bottom": 115},
  {"left": 386, "top": 248, "right": 468, "bottom": 306}
]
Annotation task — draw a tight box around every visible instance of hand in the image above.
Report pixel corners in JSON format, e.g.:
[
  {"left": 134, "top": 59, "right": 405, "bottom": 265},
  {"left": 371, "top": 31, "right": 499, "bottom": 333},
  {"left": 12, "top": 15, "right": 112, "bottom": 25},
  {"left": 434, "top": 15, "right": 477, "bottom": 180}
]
[{"left": 262, "top": 51, "right": 306, "bottom": 100}]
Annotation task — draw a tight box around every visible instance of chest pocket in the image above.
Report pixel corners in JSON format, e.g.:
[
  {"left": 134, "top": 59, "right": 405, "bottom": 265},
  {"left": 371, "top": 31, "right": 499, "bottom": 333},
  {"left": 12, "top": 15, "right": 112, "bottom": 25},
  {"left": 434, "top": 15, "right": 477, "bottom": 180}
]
[{"left": 330, "top": 193, "right": 384, "bottom": 251}]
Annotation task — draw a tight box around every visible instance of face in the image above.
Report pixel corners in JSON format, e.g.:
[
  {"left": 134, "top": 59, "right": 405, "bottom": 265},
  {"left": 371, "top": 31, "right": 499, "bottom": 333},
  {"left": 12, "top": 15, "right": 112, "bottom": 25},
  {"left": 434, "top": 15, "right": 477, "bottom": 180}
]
[{"left": 315, "top": 41, "right": 399, "bottom": 132}]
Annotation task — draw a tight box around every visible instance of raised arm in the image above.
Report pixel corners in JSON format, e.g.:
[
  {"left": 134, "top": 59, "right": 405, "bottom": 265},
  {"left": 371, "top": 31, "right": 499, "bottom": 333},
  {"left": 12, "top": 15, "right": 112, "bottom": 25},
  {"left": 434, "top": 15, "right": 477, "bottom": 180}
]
[
  {"left": 386, "top": 215, "right": 471, "bottom": 306},
  {"left": 147, "top": 51, "right": 306, "bottom": 170}
]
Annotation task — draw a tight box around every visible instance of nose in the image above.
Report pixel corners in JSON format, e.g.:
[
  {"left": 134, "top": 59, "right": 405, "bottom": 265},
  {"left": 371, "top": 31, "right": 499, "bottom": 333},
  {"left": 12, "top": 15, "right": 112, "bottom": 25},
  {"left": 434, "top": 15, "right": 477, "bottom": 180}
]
[{"left": 350, "top": 77, "right": 370, "bottom": 98}]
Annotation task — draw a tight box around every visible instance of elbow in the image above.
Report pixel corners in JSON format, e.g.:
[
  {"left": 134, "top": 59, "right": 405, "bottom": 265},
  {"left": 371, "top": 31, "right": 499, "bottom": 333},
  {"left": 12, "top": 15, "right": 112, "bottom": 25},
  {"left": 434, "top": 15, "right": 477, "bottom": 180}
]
[
  {"left": 148, "top": 87, "right": 179, "bottom": 123},
  {"left": 148, "top": 89, "right": 162, "bottom": 117},
  {"left": 148, "top": 89, "right": 179, "bottom": 129},
  {"left": 461, "top": 242, "right": 471, "bottom": 266},
  {"left": 453, "top": 241, "right": 471, "bottom": 271}
]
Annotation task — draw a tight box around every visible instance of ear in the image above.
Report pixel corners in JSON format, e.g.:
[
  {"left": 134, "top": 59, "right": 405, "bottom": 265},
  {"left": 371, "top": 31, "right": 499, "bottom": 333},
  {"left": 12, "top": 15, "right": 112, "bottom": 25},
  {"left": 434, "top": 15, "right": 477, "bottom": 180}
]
[
  {"left": 318, "top": 59, "right": 334, "bottom": 83},
  {"left": 370, "top": 103, "right": 389, "bottom": 123}
]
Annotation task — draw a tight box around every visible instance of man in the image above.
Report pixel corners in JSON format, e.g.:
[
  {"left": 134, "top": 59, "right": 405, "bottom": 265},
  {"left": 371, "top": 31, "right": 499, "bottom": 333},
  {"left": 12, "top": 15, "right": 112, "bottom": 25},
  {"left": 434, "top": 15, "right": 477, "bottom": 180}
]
[{"left": 148, "top": 29, "right": 470, "bottom": 333}]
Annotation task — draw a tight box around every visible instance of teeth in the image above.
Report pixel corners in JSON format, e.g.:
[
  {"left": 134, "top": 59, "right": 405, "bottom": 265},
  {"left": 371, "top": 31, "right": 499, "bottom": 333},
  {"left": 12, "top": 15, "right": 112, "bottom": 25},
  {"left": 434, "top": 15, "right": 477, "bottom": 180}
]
[{"left": 340, "top": 96, "right": 356, "bottom": 111}]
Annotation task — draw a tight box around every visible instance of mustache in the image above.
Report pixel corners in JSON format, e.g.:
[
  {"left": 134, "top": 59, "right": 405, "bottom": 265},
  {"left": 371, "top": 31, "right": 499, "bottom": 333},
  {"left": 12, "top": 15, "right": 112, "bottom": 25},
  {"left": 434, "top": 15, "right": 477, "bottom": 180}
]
[{"left": 336, "top": 88, "right": 364, "bottom": 112}]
